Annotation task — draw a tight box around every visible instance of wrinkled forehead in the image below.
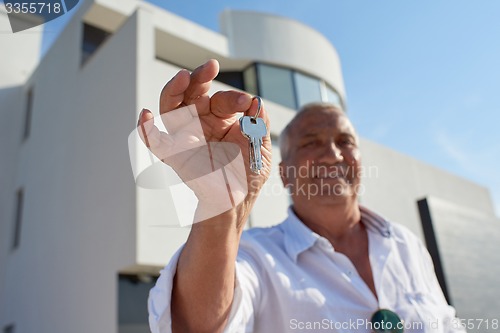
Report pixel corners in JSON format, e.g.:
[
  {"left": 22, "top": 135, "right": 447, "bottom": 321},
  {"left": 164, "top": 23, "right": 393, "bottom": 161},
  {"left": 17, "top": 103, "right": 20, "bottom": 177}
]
[{"left": 289, "top": 106, "right": 356, "bottom": 138}]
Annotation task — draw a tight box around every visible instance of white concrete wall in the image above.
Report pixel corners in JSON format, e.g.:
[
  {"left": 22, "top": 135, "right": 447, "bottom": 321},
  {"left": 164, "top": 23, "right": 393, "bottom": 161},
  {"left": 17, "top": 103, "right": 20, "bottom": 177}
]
[
  {"left": 0, "top": 77, "right": 26, "bottom": 333},
  {"left": 0, "top": 5, "right": 44, "bottom": 330},
  {"left": 0, "top": 2, "right": 141, "bottom": 332}
]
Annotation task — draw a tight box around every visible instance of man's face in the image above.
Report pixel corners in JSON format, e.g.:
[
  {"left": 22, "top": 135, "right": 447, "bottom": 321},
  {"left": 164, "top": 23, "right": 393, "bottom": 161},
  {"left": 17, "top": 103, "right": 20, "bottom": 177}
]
[{"left": 279, "top": 106, "right": 361, "bottom": 207}]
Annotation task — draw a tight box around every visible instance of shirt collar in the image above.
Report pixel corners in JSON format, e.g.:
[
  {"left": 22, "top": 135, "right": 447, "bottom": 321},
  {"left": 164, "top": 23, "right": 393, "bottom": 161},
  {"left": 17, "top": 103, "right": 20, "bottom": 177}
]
[
  {"left": 280, "top": 205, "right": 395, "bottom": 262},
  {"left": 280, "top": 207, "right": 320, "bottom": 262},
  {"left": 359, "top": 205, "right": 394, "bottom": 238}
]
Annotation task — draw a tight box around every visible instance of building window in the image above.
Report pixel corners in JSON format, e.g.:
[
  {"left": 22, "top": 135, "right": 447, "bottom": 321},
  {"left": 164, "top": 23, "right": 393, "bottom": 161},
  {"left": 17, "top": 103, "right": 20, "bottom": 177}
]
[
  {"left": 294, "top": 71, "right": 322, "bottom": 109},
  {"left": 324, "top": 84, "right": 342, "bottom": 108},
  {"left": 118, "top": 274, "right": 157, "bottom": 333},
  {"left": 3, "top": 323, "right": 15, "bottom": 333},
  {"left": 23, "top": 87, "right": 34, "bottom": 140},
  {"left": 12, "top": 188, "right": 24, "bottom": 250},
  {"left": 216, "top": 71, "right": 244, "bottom": 90},
  {"left": 243, "top": 65, "right": 258, "bottom": 96},
  {"left": 81, "top": 23, "right": 111, "bottom": 65},
  {"left": 256, "top": 63, "right": 296, "bottom": 110},
  {"left": 246, "top": 62, "right": 345, "bottom": 111}
]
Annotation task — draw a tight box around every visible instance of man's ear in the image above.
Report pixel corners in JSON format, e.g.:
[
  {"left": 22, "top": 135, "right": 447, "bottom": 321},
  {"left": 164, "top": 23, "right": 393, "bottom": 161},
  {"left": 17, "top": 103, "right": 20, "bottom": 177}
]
[{"left": 279, "top": 161, "right": 290, "bottom": 188}]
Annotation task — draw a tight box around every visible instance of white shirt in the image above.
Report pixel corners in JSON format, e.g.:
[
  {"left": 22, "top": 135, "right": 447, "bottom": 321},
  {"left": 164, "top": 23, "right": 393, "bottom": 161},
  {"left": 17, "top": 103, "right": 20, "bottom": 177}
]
[{"left": 148, "top": 206, "right": 466, "bottom": 333}]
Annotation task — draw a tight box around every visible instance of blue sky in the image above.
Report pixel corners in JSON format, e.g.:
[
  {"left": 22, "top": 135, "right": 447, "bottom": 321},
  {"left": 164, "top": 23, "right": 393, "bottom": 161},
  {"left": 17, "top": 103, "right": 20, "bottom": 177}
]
[{"left": 38, "top": 0, "right": 500, "bottom": 215}]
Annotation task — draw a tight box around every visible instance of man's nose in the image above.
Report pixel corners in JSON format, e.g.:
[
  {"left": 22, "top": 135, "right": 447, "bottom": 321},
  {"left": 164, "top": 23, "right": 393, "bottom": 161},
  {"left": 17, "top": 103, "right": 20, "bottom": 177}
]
[{"left": 319, "top": 141, "right": 343, "bottom": 163}]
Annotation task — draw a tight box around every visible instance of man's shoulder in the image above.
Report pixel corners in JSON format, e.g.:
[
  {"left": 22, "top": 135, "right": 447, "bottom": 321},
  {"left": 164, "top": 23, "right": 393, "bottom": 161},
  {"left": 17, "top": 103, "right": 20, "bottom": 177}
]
[{"left": 389, "top": 221, "right": 421, "bottom": 240}]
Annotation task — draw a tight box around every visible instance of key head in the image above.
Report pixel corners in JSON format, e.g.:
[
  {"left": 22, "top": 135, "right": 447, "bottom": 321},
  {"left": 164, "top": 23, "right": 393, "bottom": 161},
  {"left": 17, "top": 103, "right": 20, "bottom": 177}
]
[{"left": 239, "top": 116, "right": 267, "bottom": 139}]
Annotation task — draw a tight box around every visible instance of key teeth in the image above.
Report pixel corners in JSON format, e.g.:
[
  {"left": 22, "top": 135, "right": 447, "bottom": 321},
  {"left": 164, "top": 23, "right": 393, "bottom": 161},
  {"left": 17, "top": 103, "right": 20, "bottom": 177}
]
[
  {"left": 251, "top": 168, "right": 261, "bottom": 175},
  {"left": 250, "top": 163, "right": 262, "bottom": 175}
]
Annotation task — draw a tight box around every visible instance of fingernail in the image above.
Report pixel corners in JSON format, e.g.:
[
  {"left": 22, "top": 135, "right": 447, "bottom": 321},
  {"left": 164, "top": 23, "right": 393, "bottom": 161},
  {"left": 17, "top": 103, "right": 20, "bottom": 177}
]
[
  {"left": 137, "top": 109, "right": 146, "bottom": 126},
  {"left": 174, "top": 69, "right": 187, "bottom": 78},
  {"left": 238, "top": 95, "right": 249, "bottom": 105}
]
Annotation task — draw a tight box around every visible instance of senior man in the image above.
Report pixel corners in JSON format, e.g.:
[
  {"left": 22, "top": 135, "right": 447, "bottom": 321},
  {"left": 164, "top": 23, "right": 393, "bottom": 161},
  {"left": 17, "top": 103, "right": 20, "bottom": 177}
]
[{"left": 141, "top": 60, "right": 465, "bottom": 333}]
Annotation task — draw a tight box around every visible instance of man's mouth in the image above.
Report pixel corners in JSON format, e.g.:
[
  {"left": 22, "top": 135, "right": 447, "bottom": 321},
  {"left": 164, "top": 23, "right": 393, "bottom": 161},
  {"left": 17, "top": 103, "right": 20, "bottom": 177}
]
[{"left": 312, "top": 167, "right": 347, "bottom": 180}]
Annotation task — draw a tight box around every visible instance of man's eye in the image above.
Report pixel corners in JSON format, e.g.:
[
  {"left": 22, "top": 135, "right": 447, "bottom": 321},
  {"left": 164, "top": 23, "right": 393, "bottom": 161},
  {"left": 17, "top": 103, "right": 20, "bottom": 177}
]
[
  {"left": 301, "top": 141, "right": 317, "bottom": 147},
  {"left": 338, "top": 139, "right": 354, "bottom": 147}
]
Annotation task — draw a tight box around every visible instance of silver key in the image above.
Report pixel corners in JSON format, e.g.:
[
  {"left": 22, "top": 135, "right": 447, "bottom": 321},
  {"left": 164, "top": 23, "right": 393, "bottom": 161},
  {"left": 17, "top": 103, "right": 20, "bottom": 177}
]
[{"left": 240, "top": 97, "right": 267, "bottom": 174}]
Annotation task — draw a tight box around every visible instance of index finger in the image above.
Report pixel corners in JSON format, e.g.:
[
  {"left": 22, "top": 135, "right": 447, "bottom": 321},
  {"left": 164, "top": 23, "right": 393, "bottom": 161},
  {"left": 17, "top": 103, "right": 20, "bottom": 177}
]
[
  {"left": 211, "top": 93, "right": 270, "bottom": 131},
  {"left": 159, "top": 69, "right": 190, "bottom": 113},
  {"left": 160, "top": 59, "right": 219, "bottom": 114}
]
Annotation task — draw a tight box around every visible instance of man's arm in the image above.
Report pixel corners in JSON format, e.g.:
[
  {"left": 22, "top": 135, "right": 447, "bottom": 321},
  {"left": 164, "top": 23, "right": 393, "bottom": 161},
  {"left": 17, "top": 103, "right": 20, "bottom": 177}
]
[
  {"left": 172, "top": 208, "right": 249, "bottom": 332},
  {"left": 139, "top": 59, "right": 271, "bottom": 333}
]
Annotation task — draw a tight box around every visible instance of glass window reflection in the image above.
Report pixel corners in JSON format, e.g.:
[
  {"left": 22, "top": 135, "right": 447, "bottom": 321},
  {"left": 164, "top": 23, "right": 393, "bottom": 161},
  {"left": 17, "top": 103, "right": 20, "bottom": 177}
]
[
  {"left": 251, "top": 63, "right": 344, "bottom": 112},
  {"left": 325, "top": 86, "right": 341, "bottom": 107},
  {"left": 294, "top": 72, "right": 322, "bottom": 108},
  {"left": 257, "top": 64, "right": 296, "bottom": 110}
]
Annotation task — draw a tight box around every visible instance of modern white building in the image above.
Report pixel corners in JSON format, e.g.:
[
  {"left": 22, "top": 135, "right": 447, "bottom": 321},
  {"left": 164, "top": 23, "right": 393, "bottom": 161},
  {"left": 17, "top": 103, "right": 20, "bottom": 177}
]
[{"left": 1, "top": 0, "right": 498, "bottom": 332}]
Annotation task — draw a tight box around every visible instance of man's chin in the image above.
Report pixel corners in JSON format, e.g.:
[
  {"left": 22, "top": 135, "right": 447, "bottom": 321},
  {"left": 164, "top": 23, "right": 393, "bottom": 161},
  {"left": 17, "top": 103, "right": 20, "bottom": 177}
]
[{"left": 315, "top": 191, "right": 355, "bottom": 202}]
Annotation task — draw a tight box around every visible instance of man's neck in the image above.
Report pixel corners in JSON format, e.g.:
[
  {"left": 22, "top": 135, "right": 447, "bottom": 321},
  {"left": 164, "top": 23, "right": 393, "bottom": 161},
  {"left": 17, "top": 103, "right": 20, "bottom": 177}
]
[
  {"left": 292, "top": 199, "right": 362, "bottom": 243},
  {"left": 292, "top": 199, "right": 377, "bottom": 298}
]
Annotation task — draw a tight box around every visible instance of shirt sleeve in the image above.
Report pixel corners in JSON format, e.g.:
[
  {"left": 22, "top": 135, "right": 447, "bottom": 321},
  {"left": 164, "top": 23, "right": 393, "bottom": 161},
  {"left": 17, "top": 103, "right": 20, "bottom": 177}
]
[
  {"left": 223, "top": 249, "right": 262, "bottom": 333},
  {"left": 147, "top": 244, "right": 261, "bottom": 333},
  {"left": 148, "top": 246, "right": 184, "bottom": 333}
]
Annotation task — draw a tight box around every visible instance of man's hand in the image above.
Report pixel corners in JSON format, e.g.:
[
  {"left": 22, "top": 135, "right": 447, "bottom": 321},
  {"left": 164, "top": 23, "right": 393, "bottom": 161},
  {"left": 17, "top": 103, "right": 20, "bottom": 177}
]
[{"left": 137, "top": 59, "right": 272, "bottom": 224}]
